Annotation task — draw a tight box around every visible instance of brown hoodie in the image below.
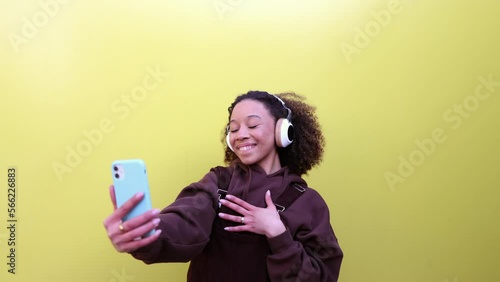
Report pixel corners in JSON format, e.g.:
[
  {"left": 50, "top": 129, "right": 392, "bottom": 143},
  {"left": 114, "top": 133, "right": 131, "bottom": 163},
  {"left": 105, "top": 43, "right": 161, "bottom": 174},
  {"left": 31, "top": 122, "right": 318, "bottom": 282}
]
[{"left": 131, "top": 160, "right": 343, "bottom": 281}]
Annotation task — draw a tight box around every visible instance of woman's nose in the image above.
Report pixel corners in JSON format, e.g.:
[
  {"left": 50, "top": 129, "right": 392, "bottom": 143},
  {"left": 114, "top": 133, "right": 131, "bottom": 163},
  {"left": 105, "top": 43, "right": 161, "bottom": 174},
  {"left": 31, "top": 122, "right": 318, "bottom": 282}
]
[{"left": 235, "top": 127, "right": 249, "bottom": 140}]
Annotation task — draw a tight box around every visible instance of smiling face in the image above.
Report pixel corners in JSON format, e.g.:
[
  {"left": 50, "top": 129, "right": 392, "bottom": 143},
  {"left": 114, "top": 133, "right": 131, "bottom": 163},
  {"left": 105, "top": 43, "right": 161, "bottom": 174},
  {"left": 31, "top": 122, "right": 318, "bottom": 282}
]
[{"left": 228, "top": 99, "right": 282, "bottom": 174}]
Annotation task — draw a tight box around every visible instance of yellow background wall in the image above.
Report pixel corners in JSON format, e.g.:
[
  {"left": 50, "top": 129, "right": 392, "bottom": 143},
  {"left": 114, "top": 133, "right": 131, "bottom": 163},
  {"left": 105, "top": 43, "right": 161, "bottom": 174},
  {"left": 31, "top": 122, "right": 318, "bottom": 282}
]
[{"left": 1, "top": 1, "right": 499, "bottom": 281}]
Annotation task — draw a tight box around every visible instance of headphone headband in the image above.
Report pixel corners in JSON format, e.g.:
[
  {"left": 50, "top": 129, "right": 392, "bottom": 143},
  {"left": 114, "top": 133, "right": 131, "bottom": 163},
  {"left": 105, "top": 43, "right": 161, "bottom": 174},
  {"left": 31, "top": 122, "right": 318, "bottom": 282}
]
[{"left": 272, "top": 94, "right": 292, "bottom": 120}]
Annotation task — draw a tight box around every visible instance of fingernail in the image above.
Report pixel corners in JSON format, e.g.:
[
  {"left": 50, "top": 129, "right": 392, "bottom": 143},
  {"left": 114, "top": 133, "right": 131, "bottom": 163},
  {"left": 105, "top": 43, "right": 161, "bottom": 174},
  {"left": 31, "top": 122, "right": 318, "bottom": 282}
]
[
  {"left": 218, "top": 213, "right": 224, "bottom": 217},
  {"left": 267, "top": 190, "right": 270, "bottom": 196},
  {"left": 226, "top": 195, "right": 232, "bottom": 199},
  {"left": 220, "top": 199, "right": 226, "bottom": 204},
  {"left": 151, "top": 209, "right": 160, "bottom": 216},
  {"left": 224, "top": 227, "right": 230, "bottom": 231},
  {"left": 135, "top": 192, "right": 144, "bottom": 199},
  {"left": 152, "top": 218, "right": 160, "bottom": 226}
]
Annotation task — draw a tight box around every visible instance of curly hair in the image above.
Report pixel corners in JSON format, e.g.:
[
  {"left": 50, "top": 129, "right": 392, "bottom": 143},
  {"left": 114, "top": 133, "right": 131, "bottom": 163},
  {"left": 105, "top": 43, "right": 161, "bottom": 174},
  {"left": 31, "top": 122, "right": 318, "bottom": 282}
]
[{"left": 222, "top": 90, "right": 325, "bottom": 176}]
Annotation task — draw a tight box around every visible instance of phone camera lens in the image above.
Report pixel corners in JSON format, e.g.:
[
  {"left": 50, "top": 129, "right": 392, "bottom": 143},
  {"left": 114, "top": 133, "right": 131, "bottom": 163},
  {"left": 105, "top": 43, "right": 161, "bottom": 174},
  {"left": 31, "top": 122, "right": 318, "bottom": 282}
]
[
  {"left": 113, "top": 166, "right": 118, "bottom": 171},
  {"left": 115, "top": 173, "right": 120, "bottom": 179}
]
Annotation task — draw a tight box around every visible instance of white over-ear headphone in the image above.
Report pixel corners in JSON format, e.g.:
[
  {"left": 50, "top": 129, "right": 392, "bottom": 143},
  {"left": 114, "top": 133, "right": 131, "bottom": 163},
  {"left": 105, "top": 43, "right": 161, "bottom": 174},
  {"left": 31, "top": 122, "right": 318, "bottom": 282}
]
[{"left": 226, "top": 94, "right": 294, "bottom": 152}]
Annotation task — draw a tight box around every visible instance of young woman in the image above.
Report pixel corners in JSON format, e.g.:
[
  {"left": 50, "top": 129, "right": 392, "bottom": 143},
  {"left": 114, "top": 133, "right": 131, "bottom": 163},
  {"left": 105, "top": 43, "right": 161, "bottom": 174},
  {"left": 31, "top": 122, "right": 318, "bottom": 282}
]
[{"left": 103, "top": 91, "right": 343, "bottom": 281}]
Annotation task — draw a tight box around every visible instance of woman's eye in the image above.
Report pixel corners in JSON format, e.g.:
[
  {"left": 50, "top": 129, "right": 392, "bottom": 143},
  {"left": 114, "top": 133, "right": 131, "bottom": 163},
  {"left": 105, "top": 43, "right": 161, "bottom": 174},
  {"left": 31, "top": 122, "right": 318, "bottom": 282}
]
[
  {"left": 248, "top": 125, "right": 258, "bottom": 129},
  {"left": 230, "top": 128, "right": 239, "bottom": 133}
]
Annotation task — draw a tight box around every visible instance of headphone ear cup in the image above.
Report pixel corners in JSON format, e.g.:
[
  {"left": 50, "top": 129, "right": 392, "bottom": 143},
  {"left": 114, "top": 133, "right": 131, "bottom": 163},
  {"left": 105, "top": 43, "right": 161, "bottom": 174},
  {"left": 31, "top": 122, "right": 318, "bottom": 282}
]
[
  {"left": 226, "top": 132, "right": 234, "bottom": 152},
  {"left": 275, "top": 118, "right": 294, "bottom": 148}
]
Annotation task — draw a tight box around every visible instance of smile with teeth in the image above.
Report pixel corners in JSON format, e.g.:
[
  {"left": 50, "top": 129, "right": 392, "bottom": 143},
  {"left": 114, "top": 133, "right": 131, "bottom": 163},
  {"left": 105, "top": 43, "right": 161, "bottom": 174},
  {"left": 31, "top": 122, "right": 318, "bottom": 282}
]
[{"left": 238, "top": 144, "right": 255, "bottom": 151}]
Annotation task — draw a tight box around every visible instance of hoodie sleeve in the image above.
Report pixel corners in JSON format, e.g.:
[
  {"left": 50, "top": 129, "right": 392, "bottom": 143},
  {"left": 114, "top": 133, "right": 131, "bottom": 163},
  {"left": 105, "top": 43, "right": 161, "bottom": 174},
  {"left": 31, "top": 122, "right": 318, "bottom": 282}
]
[
  {"left": 130, "top": 169, "right": 220, "bottom": 264},
  {"left": 265, "top": 189, "right": 343, "bottom": 282}
]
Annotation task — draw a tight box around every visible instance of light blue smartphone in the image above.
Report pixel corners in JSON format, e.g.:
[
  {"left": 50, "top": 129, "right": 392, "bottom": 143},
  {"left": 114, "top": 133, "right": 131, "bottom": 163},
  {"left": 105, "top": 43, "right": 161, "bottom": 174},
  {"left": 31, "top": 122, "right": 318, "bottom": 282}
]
[{"left": 111, "top": 159, "right": 154, "bottom": 237}]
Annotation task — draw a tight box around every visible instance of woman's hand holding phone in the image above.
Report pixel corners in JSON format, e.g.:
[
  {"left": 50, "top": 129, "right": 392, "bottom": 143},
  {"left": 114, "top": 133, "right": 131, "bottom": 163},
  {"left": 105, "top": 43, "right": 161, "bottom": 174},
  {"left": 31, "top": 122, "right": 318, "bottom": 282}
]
[{"left": 103, "top": 185, "right": 162, "bottom": 253}]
